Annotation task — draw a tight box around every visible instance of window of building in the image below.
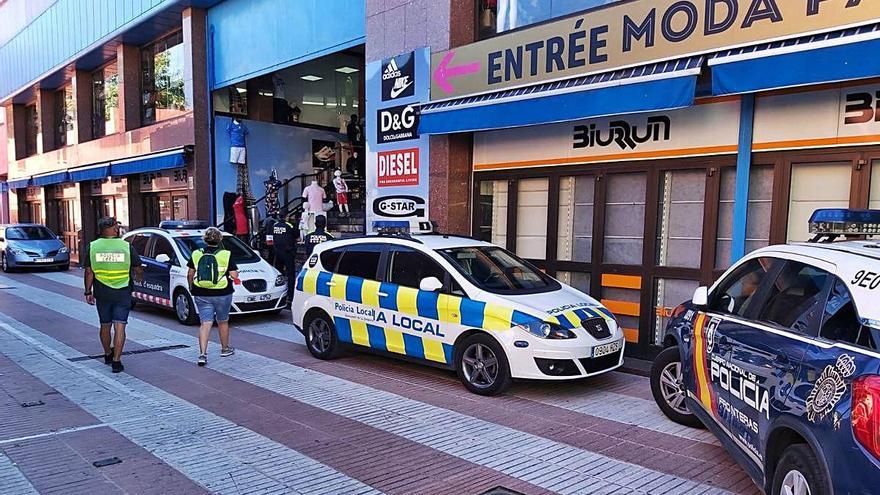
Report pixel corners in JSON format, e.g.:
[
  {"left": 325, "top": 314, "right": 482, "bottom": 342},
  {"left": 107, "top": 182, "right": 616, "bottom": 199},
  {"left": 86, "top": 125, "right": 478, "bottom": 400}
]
[
  {"left": 477, "top": 180, "right": 508, "bottom": 246},
  {"left": 787, "top": 161, "right": 851, "bottom": 243},
  {"left": 142, "top": 31, "right": 187, "bottom": 125},
  {"left": 603, "top": 173, "right": 646, "bottom": 265},
  {"left": 656, "top": 169, "right": 705, "bottom": 269},
  {"left": 54, "top": 84, "right": 75, "bottom": 147},
  {"left": 478, "top": 0, "right": 627, "bottom": 40},
  {"left": 516, "top": 178, "right": 548, "bottom": 259},
  {"left": 93, "top": 62, "right": 119, "bottom": 138},
  {"left": 24, "top": 103, "right": 38, "bottom": 156},
  {"left": 716, "top": 166, "right": 773, "bottom": 269},
  {"left": 758, "top": 261, "right": 830, "bottom": 335},
  {"left": 871, "top": 160, "right": 880, "bottom": 210},
  {"left": 556, "top": 271, "right": 590, "bottom": 295},
  {"left": 557, "top": 175, "right": 594, "bottom": 263}
]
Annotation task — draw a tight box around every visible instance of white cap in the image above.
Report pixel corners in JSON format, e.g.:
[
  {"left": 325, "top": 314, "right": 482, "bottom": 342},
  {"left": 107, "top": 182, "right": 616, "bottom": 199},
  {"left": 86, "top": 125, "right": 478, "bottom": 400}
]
[{"left": 334, "top": 170, "right": 342, "bottom": 177}]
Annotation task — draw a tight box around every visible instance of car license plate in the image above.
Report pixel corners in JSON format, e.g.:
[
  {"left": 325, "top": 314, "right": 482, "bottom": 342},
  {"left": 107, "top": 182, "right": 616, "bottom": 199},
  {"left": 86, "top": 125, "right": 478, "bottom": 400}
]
[
  {"left": 246, "top": 294, "right": 273, "bottom": 303},
  {"left": 593, "top": 339, "right": 622, "bottom": 358},
  {"left": 35, "top": 258, "right": 53, "bottom": 263}
]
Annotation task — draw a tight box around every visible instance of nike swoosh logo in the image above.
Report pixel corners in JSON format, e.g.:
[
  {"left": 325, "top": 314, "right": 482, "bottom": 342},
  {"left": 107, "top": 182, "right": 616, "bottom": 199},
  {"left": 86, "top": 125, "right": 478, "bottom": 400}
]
[{"left": 389, "top": 80, "right": 413, "bottom": 99}]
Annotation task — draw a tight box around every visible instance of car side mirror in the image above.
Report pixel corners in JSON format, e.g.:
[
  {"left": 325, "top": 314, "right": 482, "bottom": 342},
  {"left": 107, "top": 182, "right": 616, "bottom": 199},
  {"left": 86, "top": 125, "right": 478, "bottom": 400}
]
[
  {"left": 155, "top": 254, "right": 172, "bottom": 264},
  {"left": 419, "top": 276, "right": 443, "bottom": 292},
  {"left": 692, "top": 286, "right": 709, "bottom": 308}
]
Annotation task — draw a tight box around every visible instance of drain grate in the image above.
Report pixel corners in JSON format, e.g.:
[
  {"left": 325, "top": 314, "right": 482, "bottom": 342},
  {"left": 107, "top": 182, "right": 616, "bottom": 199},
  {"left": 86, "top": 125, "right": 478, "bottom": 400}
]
[
  {"left": 20, "top": 400, "right": 45, "bottom": 408},
  {"left": 68, "top": 344, "right": 189, "bottom": 362},
  {"left": 479, "top": 488, "right": 526, "bottom": 495},
  {"left": 93, "top": 457, "right": 122, "bottom": 468}
]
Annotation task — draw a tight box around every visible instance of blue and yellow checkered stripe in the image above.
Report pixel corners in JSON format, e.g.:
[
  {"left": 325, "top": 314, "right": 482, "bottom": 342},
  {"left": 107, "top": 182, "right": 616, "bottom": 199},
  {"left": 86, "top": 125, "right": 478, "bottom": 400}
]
[
  {"left": 333, "top": 316, "right": 455, "bottom": 364},
  {"left": 552, "top": 307, "right": 616, "bottom": 329}
]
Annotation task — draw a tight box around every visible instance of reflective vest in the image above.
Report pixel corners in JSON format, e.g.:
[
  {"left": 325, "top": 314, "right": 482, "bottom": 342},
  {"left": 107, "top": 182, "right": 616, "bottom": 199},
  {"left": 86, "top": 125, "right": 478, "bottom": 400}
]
[
  {"left": 89, "top": 238, "right": 131, "bottom": 289},
  {"left": 192, "top": 249, "right": 232, "bottom": 289}
]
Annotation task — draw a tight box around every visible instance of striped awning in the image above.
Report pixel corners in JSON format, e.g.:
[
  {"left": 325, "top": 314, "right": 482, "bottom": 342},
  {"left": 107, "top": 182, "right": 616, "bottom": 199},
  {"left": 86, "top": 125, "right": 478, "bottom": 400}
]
[
  {"left": 710, "top": 24, "right": 880, "bottom": 95},
  {"left": 419, "top": 56, "right": 703, "bottom": 134}
]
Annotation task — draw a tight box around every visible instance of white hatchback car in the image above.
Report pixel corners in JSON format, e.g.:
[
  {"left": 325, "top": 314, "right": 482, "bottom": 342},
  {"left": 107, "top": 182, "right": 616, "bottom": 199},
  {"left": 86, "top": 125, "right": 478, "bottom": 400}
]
[
  {"left": 123, "top": 221, "right": 287, "bottom": 325},
  {"left": 291, "top": 232, "right": 625, "bottom": 395}
]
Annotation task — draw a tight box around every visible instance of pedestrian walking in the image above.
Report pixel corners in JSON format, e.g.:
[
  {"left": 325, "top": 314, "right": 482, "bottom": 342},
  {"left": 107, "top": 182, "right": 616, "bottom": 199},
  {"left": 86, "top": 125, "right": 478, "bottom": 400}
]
[
  {"left": 271, "top": 212, "right": 299, "bottom": 305},
  {"left": 304, "top": 214, "right": 334, "bottom": 258},
  {"left": 82, "top": 217, "right": 144, "bottom": 373},
  {"left": 187, "top": 227, "right": 238, "bottom": 366}
]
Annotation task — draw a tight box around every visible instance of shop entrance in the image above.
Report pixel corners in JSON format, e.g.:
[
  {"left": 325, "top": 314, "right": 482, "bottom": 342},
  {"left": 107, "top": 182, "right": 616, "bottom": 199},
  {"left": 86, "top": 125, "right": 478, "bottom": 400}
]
[
  {"left": 144, "top": 192, "right": 189, "bottom": 226},
  {"left": 45, "top": 184, "right": 81, "bottom": 262}
]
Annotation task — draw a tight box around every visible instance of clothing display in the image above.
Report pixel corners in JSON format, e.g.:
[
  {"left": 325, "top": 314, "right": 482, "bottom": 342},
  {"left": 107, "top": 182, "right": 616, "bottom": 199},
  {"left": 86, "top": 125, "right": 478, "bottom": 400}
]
[
  {"left": 222, "top": 192, "right": 238, "bottom": 233},
  {"left": 263, "top": 170, "right": 282, "bottom": 217},
  {"left": 302, "top": 181, "right": 326, "bottom": 214},
  {"left": 226, "top": 119, "right": 248, "bottom": 147},
  {"left": 236, "top": 164, "right": 252, "bottom": 200},
  {"left": 338, "top": 113, "right": 348, "bottom": 134},
  {"left": 230, "top": 146, "right": 246, "bottom": 164},
  {"left": 347, "top": 115, "right": 363, "bottom": 148},
  {"left": 232, "top": 195, "right": 249, "bottom": 236},
  {"left": 346, "top": 151, "right": 363, "bottom": 176},
  {"left": 333, "top": 171, "right": 349, "bottom": 214}
]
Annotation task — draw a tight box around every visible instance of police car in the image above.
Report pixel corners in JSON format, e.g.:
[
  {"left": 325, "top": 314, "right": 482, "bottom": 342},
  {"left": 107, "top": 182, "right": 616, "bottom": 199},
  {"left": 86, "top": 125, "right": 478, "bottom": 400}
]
[
  {"left": 122, "top": 221, "right": 287, "bottom": 324},
  {"left": 650, "top": 209, "right": 880, "bottom": 495},
  {"left": 291, "top": 225, "right": 625, "bottom": 396}
]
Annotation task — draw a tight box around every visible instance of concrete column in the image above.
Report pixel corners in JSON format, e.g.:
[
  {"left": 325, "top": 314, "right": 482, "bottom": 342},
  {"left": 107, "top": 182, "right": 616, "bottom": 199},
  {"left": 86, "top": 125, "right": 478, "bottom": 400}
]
[
  {"left": 182, "top": 7, "right": 211, "bottom": 221},
  {"left": 429, "top": 134, "right": 472, "bottom": 235},
  {"left": 126, "top": 176, "right": 145, "bottom": 229},
  {"left": 78, "top": 182, "right": 96, "bottom": 255},
  {"left": 10, "top": 104, "right": 27, "bottom": 160},
  {"left": 117, "top": 44, "right": 142, "bottom": 132},
  {"left": 72, "top": 70, "right": 93, "bottom": 144},
  {"left": 36, "top": 88, "right": 56, "bottom": 154}
]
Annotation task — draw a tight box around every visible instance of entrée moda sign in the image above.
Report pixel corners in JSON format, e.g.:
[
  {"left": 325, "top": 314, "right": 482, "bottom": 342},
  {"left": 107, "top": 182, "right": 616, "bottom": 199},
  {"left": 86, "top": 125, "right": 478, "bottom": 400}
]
[{"left": 377, "top": 148, "right": 419, "bottom": 187}]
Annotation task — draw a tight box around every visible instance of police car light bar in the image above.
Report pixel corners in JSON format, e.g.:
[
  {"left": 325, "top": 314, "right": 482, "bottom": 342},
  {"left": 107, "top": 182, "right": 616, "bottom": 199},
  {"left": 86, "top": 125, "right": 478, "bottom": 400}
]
[
  {"left": 372, "top": 220, "right": 435, "bottom": 235},
  {"left": 159, "top": 220, "right": 210, "bottom": 230},
  {"left": 809, "top": 209, "right": 880, "bottom": 237}
]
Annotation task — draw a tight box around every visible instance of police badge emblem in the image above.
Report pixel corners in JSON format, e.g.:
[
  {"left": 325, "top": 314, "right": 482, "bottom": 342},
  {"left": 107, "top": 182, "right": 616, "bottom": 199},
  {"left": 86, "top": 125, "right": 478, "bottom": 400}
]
[{"left": 806, "top": 354, "right": 856, "bottom": 423}]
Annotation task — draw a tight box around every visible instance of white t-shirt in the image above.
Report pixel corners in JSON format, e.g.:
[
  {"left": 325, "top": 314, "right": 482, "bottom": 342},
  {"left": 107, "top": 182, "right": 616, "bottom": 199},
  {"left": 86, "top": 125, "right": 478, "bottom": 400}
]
[{"left": 333, "top": 177, "right": 348, "bottom": 193}]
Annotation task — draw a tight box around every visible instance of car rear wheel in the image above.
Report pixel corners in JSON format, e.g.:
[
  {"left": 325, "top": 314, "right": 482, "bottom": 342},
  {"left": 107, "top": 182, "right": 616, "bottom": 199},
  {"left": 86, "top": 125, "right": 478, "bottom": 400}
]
[
  {"left": 772, "top": 444, "right": 829, "bottom": 495},
  {"left": 306, "top": 313, "right": 340, "bottom": 359},
  {"left": 174, "top": 289, "right": 199, "bottom": 326},
  {"left": 456, "top": 333, "right": 511, "bottom": 396},
  {"left": 651, "top": 346, "right": 703, "bottom": 428}
]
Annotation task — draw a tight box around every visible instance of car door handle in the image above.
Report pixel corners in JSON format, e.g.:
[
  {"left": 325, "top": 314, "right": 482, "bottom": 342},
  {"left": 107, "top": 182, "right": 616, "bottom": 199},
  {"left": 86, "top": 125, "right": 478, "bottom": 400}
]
[
  {"left": 378, "top": 291, "right": 389, "bottom": 298},
  {"left": 326, "top": 281, "right": 337, "bottom": 287}
]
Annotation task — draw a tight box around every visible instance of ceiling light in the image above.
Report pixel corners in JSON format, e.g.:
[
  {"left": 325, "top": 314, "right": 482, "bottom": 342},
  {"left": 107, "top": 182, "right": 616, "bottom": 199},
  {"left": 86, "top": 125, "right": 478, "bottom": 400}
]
[
  {"left": 258, "top": 91, "right": 274, "bottom": 97},
  {"left": 335, "top": 66, "right": 359, "bottom": 74},
  {"left": 301, "top": 75, "right": 323, "bottom": 82},
  {"left": 302, "top": 99, "right": 324, "bottom": 106},
  {"left": 236, "top": 87, "right": 247, "bottom": 93}
]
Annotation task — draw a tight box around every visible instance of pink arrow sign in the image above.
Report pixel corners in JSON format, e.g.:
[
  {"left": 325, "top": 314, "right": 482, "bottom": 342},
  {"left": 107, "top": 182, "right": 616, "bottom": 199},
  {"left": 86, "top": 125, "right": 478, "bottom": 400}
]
[{"left": 433, "top": 51, "right": 481, "bottom": 94}]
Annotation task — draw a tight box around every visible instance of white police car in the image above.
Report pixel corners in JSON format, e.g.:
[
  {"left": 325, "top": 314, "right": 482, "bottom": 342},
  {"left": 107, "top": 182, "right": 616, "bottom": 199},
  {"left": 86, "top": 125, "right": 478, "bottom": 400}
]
[
  {"left": 291, "top": 226, "right": 625, "bottom": 395},
  {"left": 651, "top": 209, "right": 880, "bottom": 494},
  {"left": 123, "top": 221, "right": 287, "bottom": 325}
]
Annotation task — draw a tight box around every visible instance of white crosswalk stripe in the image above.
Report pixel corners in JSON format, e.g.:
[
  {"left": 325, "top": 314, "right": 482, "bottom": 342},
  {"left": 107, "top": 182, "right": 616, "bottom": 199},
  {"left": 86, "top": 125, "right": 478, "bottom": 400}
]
[{"left": 2, "top": 273, "right": 728, "bottom": 495}]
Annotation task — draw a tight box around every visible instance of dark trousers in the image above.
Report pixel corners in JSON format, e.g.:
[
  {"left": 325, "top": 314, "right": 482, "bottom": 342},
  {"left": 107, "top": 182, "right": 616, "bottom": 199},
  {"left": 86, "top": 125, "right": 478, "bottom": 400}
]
[{"left": 275, "top": 250, "right": 297, "bottom": 300}]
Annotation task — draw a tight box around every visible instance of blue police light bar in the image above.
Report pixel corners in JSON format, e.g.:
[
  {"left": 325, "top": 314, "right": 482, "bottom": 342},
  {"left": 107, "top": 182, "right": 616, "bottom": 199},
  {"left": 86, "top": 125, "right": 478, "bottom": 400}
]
[
  {"left": 809, "top": 209, "right": 880, "bottom": 236},
  {"left": 159, "top": 220, "right": 210, "bottom": 230},
  {"left": 372, "top": 220, "right": 434, "bottom": 234}
]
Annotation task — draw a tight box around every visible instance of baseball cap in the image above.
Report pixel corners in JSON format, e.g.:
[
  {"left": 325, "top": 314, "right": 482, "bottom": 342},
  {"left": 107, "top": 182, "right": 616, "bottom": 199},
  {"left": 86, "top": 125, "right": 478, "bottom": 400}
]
[{"left": 98, "top": 216, "right": 119, "bottom": 231}]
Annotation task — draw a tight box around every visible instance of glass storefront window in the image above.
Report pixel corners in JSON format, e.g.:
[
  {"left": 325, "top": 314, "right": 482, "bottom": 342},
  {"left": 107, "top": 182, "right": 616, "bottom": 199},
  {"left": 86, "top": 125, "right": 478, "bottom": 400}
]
[
  {"left": 603, "top": 173, "right": 646, "bottom": 265},
  {"left": 479, "top": 0, "right": 626, "bottom": 39},
  {"left": 787, "top": 161, "right": 851, "bottom": 243},
  {"left": 93, "top": 62, "right": 119, "bottom": 138},
  {"left": 24, "top": 103, "right": 37, "bottom": 156},
  {"left": 557, "top": 175, "right": 594, "bottom": 263},
  {"left": 716, "top": 166, "right": 773, "bottom": 269},
  {"left": 654, "top": 278, "right": 699, "bottom": 345},
  {"left": 142, "top": 31, "right": 187, "bottom": 125},
  {"left": 477, "top": 180, "right": 508, "bottom": 247},
  {"left": 556, "top": 271, "right": 590, "bottom": 295},
  {"left": 516, "top": 178, "right": 549, "bottom": 259},
  {"left": 54, "top": 85, "right": 75, "bottom": 147},
  {"left": 871, "top": 161, "right": 880, "bottom": 210},
  {"left": 656, "top": 169, "right": 705, "bottom": 269}
]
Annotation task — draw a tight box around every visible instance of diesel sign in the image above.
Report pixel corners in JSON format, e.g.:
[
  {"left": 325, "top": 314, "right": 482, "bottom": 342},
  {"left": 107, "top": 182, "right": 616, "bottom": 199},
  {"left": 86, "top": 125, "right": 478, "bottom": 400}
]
[
  {"left": 377, "top": 148, "right": 419, "bottom": 187},
  {"left": 378, "top": 105, "right": 420, "bottom": 144}
]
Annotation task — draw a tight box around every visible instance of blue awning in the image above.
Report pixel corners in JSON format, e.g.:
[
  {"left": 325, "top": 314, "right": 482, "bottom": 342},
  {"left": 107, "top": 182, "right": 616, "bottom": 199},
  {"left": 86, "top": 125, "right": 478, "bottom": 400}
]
[
  {"left": 710, "top": 24, "right": 880, "bottom": 96},
  {"left": 0, "top": 182, "right": 7, "bottom": 193},
  {"left": 31, "top": 170, "right": 70, "bottom": 186},
  {"left": 419, "top": 57, "right": 703, "bottom": 135},
  {"left": 109, "top": 148, "right": 186, "bottom": 176},
  {"left": 5, "top": 177, "right": 31, "bottom": 190},
  {"left": 69, "top": 163, "right": 111, "bottom": 182}
]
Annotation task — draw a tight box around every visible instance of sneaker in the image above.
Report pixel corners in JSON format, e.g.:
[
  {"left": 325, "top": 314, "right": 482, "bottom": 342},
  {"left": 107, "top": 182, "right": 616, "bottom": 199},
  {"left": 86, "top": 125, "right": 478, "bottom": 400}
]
[
  {"left": 111, "top": 361, "right": 124, "bottom": 373},
  {"left": 197, "top": 354, "right": 207, "bottom": 366},
  {"left": 104, "top": 348, "right": 114, "bottom": 365},
  {"left": 220, "top": 347, "right": 235, "bottom": 357}
]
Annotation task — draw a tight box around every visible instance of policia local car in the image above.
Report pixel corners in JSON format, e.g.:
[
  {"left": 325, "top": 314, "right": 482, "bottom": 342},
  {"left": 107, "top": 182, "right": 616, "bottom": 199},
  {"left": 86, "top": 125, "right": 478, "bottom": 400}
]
[
  {"left": 122, "top": 221, "right": 287, "bottom": 324},
  {"left": 651, "top": 210, "right": 880, "bottom": 495},
  {"left": 292, "top": 226, "right": 625, "bottom": 395}
]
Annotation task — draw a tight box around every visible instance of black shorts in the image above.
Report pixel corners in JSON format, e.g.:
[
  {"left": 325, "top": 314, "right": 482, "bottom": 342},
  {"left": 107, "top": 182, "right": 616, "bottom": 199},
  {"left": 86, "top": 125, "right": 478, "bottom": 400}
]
[{"left": 95, "top": 286, "right": 132, "bottom": 324}]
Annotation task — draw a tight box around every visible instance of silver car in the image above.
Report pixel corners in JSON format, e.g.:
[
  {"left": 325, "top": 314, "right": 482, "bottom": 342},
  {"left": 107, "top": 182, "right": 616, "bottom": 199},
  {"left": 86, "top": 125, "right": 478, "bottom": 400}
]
[{"left": 0, "top": 224, "right": 71, "bottom": 272}]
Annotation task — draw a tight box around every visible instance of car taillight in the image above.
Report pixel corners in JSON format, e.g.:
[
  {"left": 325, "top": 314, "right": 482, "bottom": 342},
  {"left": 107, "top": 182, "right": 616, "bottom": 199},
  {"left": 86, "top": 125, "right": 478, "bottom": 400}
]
[{"left": 852, "top": 375, "right": 880, "bottom": 460}]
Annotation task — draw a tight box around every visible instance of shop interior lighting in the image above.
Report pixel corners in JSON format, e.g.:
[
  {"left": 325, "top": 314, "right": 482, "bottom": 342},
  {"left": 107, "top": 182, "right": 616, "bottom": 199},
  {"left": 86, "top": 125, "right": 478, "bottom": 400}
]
[
  {"left": 335, "top": 66, "right": 359, "bottom": 74},
  {"left": 258, "top": 91, "right": 274, "bottom": 97},
  {"left": 301, "top": 75, "right": 323, "bottom": 81},
  {"left": 235, "top": 87, "right": 247, "bottom": 93},
  {"left": 302, "top": 99, "right": 325, "bottom": 106}
]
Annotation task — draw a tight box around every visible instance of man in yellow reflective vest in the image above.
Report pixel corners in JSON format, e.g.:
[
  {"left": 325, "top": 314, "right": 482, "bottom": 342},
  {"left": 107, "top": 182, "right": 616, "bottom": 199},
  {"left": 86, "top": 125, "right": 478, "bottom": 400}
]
[{"left": 83, "top": 217, "right": 144, "bottom": 373}]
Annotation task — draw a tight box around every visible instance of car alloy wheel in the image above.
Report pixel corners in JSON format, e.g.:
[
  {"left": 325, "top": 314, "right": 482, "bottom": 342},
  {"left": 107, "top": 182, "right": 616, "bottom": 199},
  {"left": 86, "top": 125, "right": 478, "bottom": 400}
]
[
  {"left": 659, "top": 361, "right": 689, "bottom": 415},
  {"left": 308, "top": 318, "right": 332, "bottom": 354},
  {"left": 176, "top": 293, "right": 190, "bottom": 322},
  {"left": 780, "top": 469, "right": 811, "bottom": 495},
  {"left": 1, "top": 253, "right": 7, "bottom": 272},
  {"left": 461, "top": 343, "right": 499, "bottom": 389}
]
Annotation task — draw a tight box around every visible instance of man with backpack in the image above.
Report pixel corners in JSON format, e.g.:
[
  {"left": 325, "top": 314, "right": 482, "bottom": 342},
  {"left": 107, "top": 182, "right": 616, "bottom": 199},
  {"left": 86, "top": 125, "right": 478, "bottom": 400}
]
[{"left": 187, "top": 227, "right": 239, "bottom": 366}]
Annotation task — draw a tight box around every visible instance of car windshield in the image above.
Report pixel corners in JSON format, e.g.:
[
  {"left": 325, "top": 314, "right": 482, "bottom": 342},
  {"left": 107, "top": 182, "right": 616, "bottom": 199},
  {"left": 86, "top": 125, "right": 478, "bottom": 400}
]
[
  {"left": 174, "top": 235, "right": 260, "bottom": 265},
  {"left": 439, "top": 246, "right": 560, "bottom": 294},
  {"left": 6, "top": 226, "right": 55, "bottom": 240}
]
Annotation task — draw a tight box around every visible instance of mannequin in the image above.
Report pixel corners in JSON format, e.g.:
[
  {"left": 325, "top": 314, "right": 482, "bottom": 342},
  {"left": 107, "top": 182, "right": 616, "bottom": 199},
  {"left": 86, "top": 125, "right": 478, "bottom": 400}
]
[
  {"left": 333, "top": 170, "right": 349, "bottom": 216},
  {"left": 346, "top": 150, "right": 360, "bottom": 176},
  {"left": 337, "top": 111, "right": 348, "bottom": 134},
  {"left": 232, "top": 194, "right": 249, "bottom": 239},
  {"left": 302, "top": 180, "right": 326, "bottom": 231},
  {"left": 299, "top": 203, "right": 310, "bottom": 242},
  {"left": 226, "top": 118, "right": 248, "bottom": 164},
  {"left": 263, "top": 169, "right": 282, "bottom": 218},
  {"left": 346, "top": 114, "right": 363, "bottom": 149}
]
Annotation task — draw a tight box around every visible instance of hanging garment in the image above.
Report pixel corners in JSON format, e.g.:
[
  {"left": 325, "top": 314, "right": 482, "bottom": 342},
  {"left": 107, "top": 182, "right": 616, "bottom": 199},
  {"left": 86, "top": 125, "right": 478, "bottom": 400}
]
[
  {"left": 233, "top": 195, "right": 249, "bottom": 235},
  {"left": 222, "top": 192, "right": 238, "bottom": 233},
  {"left": 302, "top": 183, "right": 326, "bottom": 214}
]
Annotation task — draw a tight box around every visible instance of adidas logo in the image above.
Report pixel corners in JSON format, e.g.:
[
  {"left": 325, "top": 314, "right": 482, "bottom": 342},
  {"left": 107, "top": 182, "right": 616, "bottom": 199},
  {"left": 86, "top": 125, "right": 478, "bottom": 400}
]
[{"left": 382, "top": 59, "right": 402, "bottom": 80}]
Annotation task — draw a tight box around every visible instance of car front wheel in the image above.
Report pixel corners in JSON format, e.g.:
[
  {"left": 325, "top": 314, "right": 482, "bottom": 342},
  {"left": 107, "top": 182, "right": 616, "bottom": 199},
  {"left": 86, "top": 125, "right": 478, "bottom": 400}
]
[
  {"left": 174, "top": 289, "right": 199, "bottom": 326},
  {"left": 456, "top": 333, "right": 512, "bottom": 396},
  {"left": 772, "top": 444, "right": 829, "bottom": 495},
  {"left": 306, "top": 313, "right": 340, "bottom": 359},
  {"left": 651, "top": 346, "right": 703, "bottom": 428},
  {"left": 1, "top": 253, "right": 13, "bottom": 273}
]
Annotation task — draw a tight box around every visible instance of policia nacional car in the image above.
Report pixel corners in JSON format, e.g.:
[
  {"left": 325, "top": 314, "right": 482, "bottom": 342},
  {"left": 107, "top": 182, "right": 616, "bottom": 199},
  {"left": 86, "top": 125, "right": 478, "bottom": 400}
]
[
  {"left": 292, "top": 226, "right": 625, "bottom": 395},
  {"left": 651, "top": 210, "right": 880, "bottom": 495},
  {"left": 122, "top": 221, "right": 287, "bottom": 324}
]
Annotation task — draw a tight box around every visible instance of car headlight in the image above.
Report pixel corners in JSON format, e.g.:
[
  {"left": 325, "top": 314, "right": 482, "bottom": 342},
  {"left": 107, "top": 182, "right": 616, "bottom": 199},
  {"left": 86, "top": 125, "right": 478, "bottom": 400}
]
[
  {"left": 515, "top": 320, "right": 576, "bottom": 339},
  {"left": 7, "top": 247, "right": 24, "bottom": 255},
  {"left": 59, "top": 246, "right": 69, "bottom": 254},
  {"left": 275, "top": 275, "right": 286, "bottom": 287}
]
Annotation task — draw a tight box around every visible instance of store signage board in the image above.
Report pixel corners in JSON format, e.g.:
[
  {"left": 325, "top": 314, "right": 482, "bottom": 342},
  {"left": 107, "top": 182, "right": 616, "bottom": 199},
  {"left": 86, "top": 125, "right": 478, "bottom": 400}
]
[
  {"left": 431, "top": 0, "right": 880, "bottom": 100},
  {"left": 367, "top": 48, "right": 431, "bottom": 230},
  {"left": 140, "top": 168, "right": 188, "bottom": 193}
]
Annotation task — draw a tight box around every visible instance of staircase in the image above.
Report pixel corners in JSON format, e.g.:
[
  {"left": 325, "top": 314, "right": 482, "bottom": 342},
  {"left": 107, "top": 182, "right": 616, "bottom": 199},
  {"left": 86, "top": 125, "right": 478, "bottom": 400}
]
[{"left": 327, "top": 210, "right": 366, "bottom": 239}]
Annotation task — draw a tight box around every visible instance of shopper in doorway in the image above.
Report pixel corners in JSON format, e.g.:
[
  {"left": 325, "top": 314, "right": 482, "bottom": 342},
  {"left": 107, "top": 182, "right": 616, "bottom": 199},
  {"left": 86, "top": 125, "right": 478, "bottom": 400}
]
[
  {"left": 272, "top": 212, "right": 299, "bottom": 306},
  {"left": 187, "top": 227, "right": 239, "bottom": 366},
  {"left": 304, "top": 214, "right": 334, "bottom": 258},
  {"left": 83, "top": 217, "right": 144, "bottom": 374}
]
